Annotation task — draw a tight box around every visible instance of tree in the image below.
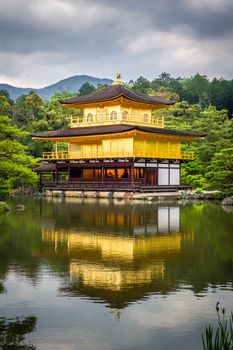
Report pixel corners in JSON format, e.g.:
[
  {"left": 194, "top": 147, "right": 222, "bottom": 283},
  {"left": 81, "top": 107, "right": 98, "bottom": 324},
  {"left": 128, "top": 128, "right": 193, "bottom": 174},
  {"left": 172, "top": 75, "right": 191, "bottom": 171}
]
[
  {"left": 13, "top": 92, "right": 46, "bottom": 130},
  {"left": 147, "top": 86, "right": 179, "bottom": 101},
  {"left": 130, "top": 76, "right": 150, "bottom": 93},
  {"left": 206, "top": 148, "right": 233, "bottom": 194},
  {"left": 78, "top": 82, "right": 95, "bottom": 96},
  {"left": 0, "top": 95, "right": 13, "bottom": 117},
  {"left": 45, "top": 91, "right": 78, "bottom": 130},
  {"left": 96, "top": 83, "right": 110, "bottom": 90},
  {"left": 157, "top": 102, "right": 233, "bottom": 190},
  {"left": 181, "top": 74, "right": 210, "bottom": 107},
  {"left": 0, "top": 89, "right": 13, "bottom": 104},
  {"left": 0, "top": 116, "right": 38, "bottom": 196},
  {"left": 209, "top": 78, "right": 233, "bottom": 118}
]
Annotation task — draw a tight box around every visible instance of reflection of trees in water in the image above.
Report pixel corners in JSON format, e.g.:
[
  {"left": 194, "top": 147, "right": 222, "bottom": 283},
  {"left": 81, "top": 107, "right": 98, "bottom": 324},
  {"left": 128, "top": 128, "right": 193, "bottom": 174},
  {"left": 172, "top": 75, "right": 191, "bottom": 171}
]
[
  {"left": 0, "top": 282, "right": 5, "bottom": 294},
  {"left": 0, "top": 316, "right": 37, "bottom": 350}
]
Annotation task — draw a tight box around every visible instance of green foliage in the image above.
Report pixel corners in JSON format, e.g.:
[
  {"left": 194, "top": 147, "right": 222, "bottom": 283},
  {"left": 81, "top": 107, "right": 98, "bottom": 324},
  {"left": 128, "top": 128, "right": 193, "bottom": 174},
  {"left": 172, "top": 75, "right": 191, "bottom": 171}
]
[
  {"left": 13, "top": 92, "right": 47, "bottom": 130},
  {"left": 0, "top": 95, "right": 13, "bottom": 117},
  {"left": 156, "top": 103, "right": 233, "bottom": 191},
  {"left": 79, "top": 82, "right": 95, "bottom": 95},
  {"left": 0, "top": 89, "right": 13, "bottom": 118},
  {"left": 129, "top": 76, "right": 151, "bottom": 93},
  {"left": 0, "top": 178, "right": 11, "bottom": 197},
  {"left": 0, "top": 201, "right": 11, "bottom": 214},
  {"left": 45, "top": 91, "right": 77, "bottom": 131},
  {"left": 202, "top": 303, "right": 233, "bottom": 350},
  {"left": 206, "top": 148, "right": 233, "bottom": 194},
  {"left": 0, "top": 116, "right": 38, "bottom": 196},
  {"left": 147, "top": 86, "right": 179, "bottom": 101}
]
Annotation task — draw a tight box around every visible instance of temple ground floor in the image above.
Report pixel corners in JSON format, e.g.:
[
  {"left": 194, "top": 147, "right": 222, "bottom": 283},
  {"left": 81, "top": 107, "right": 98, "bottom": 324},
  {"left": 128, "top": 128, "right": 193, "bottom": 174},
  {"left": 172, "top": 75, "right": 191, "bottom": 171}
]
[{"left": 35, "top": 158, "right": 188, "bottom": 192}]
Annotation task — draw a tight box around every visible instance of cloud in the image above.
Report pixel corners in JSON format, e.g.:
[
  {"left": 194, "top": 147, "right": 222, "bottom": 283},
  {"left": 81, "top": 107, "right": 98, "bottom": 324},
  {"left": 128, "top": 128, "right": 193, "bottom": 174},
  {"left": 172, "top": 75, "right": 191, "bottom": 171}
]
[{"left": 0, "top": 0, "right": 233, "bottom": 86}]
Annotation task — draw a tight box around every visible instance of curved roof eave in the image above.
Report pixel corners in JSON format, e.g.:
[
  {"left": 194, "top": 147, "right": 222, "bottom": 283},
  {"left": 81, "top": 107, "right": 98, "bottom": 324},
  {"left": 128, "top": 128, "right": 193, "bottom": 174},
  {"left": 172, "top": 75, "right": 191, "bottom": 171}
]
[
  {"left": 59, "top": 84, "right": 176, "bottom": 107},
  {"left": 31, "top": 124, "right": 206, "bottom": 140}
]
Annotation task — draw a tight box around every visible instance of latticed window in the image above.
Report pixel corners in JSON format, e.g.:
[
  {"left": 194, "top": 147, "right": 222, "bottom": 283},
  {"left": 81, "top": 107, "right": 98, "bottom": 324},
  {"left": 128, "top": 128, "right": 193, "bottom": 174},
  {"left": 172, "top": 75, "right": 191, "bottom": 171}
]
[
  {"left": 110, "top": 111, "right": 117, "bottom": 120},
  {"left": 143, "top": 113, "right": 148, "bottom": 122},
  {"left": 87, "top": 113, "right": 93, "bottom": 122},
  {"left": 122, "top": 111, "right": 128, "bottom": 120}
]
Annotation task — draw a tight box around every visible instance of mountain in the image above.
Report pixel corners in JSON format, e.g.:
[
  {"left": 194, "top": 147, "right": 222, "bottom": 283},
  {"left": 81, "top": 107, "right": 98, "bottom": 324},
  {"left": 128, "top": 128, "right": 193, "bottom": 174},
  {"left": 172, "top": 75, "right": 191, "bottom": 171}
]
[{"left": 0, "top": 75, "right": 113, "bottom": 100}]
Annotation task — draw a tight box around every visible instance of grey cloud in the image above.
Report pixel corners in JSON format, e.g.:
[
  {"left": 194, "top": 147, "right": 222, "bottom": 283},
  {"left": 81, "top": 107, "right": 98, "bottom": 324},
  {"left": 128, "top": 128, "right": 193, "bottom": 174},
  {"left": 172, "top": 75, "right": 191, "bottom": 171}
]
[
  {"left": 0, "top": 0, "right": 233, "bottom": 86},
  {"left": 94, "top": 0, "right": 233, "bottom": 38}
]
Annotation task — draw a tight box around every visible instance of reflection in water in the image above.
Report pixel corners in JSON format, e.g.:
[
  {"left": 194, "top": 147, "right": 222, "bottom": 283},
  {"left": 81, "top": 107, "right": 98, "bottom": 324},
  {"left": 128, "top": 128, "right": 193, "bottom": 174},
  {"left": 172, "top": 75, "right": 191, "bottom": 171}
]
[
  {"left": 0, "top": 199, "right": 233, "bottom": 350},
  {"left": 39, "top": 204, "right": 184, "bottom": 308},
  {"left": 0, "top": 282, "right": 5, "bottom": 294},
  {"left": 0, "top": 316, "right": 37, "bottom": 349},
  {"left": 35, "top": 200, "right": 233, "bottom": 308}
]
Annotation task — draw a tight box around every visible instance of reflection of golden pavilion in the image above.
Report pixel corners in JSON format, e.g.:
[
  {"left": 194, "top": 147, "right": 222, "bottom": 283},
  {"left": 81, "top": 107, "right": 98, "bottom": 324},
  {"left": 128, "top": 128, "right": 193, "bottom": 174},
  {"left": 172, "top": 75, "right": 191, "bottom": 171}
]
[
  {"left": 38, "top": 204, "right": 182, "bottom": 308},
  {"left": 42, "top": 230, "right": 181, "bottom": 261},
  {"left": 69, "top": 262, "right": 165, "bottom": 291},
  {"left": 42, "top": 229, "right": 180, "bottom": 291}
]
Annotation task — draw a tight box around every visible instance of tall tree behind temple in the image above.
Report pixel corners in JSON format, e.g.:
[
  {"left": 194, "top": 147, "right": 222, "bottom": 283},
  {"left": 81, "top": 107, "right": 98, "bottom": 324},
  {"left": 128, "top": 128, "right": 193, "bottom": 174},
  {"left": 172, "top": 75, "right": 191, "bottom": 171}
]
[
  {"left": 129, "top": 76, "right": 151, "bottom": 93},
  {"left": 0, "top": 89, "right": 13, "bottom": 117},
  {"left": 13, "top": 92, "right": 46, "bottom": 130},
  {"left": 180, "top": 74, "right": 210, "bottom": 107},
  {"left": 78, "top": 82, "right": 95, "bottom": 96},
  {"left": 209, "top": 78, "right": 233, "bottom": 118}
]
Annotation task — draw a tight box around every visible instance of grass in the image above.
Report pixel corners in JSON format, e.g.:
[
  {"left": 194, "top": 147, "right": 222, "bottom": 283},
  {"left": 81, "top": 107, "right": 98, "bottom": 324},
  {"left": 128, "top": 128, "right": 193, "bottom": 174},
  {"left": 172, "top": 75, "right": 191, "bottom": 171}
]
[{"left": 202, "top": 303, "right": 233, "bottom": 350}]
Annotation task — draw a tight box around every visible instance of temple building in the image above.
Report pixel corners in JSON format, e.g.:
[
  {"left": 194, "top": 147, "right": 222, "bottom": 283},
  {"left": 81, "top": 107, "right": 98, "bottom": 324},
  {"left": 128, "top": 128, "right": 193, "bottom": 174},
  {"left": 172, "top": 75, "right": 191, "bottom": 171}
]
[{"left": 32, "top": 76, "right": 204, "bottom": 192}]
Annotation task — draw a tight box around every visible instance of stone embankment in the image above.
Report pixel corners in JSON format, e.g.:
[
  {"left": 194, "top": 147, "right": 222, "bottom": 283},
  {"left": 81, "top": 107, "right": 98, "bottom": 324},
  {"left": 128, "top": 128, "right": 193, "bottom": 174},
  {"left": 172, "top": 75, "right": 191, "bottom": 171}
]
[
  {"left": 221, "top": 196, "right": 233, "bottom": 206},
  {"left": 39, "top": 189, "right": 225, "bottom": 201},
  {"left": 0, "top": 201, "right": 11, "bottom": 213}
]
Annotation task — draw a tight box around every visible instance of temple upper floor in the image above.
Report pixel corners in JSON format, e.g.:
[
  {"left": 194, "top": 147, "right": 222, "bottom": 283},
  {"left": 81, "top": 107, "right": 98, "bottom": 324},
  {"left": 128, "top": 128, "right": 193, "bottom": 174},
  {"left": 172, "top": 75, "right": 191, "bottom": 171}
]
[
  {"left": 60, "top": 83, "right": 174, "bottom": 128},
  {"left": 70, "top": 105, "right": 165, "bottom": 128}
]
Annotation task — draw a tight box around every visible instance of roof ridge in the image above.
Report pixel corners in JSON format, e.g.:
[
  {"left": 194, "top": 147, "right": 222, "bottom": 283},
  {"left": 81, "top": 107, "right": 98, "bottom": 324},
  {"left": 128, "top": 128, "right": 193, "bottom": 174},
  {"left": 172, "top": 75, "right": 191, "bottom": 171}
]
[{"left": 60, "top": 83, "right": 175, "bottom": 106}]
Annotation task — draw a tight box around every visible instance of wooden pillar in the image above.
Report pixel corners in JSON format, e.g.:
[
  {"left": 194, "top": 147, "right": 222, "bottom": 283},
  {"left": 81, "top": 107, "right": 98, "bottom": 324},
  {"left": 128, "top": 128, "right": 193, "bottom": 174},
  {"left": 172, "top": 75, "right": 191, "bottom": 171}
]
[
  {"left": 55, "top": 142, "right": 58, "bottom": 159},
  {"left": 114, "top": 167, "right": 118, "bottom": 179},
  {"left": 144, "top": 163, "right": 147, "bottom": 185},
  {"left": 68, "top": 162, "right": 71, "bottom": 181},
  {"left": 131, "top": 162, "right": 134, "bottom": 190},
  {"left": 101, "top": 165, "right": 104, "bottom": 184}
]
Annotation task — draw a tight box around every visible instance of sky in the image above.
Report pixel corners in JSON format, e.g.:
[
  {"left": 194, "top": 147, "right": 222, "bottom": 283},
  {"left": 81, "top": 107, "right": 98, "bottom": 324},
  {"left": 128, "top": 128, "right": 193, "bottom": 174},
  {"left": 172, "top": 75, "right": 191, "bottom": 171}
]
[{"left": 0, "top": 0, "right": 233, "bottom": 88}]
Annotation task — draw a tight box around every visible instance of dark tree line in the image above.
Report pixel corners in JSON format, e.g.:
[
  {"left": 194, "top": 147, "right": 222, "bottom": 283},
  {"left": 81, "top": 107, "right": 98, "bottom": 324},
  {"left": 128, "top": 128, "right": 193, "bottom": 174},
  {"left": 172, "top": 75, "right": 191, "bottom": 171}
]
[{"left": 129, "top": 73, "right": 233, "bottom": 118}]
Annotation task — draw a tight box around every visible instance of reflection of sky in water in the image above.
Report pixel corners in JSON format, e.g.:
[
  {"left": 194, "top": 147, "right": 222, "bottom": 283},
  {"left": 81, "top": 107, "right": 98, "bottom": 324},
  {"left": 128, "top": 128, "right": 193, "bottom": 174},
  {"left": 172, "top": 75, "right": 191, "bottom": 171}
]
[
  {"left": 0, "top": 199, "right": 232, "bottom": 350},
  {"left": 2, "top": 271, "right": 233, "bottom": 350}
]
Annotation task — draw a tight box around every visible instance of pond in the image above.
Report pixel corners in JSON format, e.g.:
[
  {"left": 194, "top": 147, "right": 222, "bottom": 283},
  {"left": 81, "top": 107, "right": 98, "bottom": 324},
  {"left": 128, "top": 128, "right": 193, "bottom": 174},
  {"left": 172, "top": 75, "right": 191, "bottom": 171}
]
[{"left": 0, "top": 198, "right": 233, "bottom": 350}]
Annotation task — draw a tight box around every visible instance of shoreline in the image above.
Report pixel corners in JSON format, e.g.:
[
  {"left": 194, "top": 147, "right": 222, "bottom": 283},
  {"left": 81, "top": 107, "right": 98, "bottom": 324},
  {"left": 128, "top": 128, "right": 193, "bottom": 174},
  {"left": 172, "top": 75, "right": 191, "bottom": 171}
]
[{"left": 32, "top": 189, "right": 224, "bottom": 202}]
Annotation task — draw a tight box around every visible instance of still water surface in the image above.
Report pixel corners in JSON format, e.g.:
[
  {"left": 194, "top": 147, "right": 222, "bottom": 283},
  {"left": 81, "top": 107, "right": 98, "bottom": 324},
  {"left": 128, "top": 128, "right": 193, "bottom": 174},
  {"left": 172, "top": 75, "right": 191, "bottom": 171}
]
[{"left": 0, "top": 198, "right": 233, "bottom": 350}]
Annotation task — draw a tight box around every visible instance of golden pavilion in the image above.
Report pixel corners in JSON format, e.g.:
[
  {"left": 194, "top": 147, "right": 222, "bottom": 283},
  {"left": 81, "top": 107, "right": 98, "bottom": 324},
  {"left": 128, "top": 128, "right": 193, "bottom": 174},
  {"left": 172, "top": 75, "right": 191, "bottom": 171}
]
[{"left": 32, "top": 75, "right": 204, "bottom": 192}]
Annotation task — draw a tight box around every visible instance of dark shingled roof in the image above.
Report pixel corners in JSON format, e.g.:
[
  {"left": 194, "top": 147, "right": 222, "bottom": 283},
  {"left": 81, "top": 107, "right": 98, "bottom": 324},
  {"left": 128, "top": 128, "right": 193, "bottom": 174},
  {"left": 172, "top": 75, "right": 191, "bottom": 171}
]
[
  {"left": 31, "top": 124, "right": 206, "bottom": 139},
  {"left": 60, "top": 84, "right": 175, "bottom": 106},
  {"left": 34, "top": 163, "right": 56, "bottom": 172}
]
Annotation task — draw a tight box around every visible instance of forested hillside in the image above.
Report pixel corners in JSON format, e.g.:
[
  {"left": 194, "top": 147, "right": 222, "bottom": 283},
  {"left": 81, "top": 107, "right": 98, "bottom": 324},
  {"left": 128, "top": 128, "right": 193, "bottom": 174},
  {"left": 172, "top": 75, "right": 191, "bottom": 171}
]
[
  {"left": 0, "top": 73, "right": 233, "bottom": 196},
  {"left": 0, "top": 75, "right": 112, "bottom": 100}
]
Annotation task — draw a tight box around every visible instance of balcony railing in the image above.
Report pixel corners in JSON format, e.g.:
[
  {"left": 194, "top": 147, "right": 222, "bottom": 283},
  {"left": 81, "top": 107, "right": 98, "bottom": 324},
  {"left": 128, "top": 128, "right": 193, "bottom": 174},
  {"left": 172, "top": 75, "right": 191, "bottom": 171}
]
[
  {"left": 42, "top": 150, "right": 195, "bottom": 160},
  {"left": 70, "top": 113, "right": 164, "bottom": 128}
]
